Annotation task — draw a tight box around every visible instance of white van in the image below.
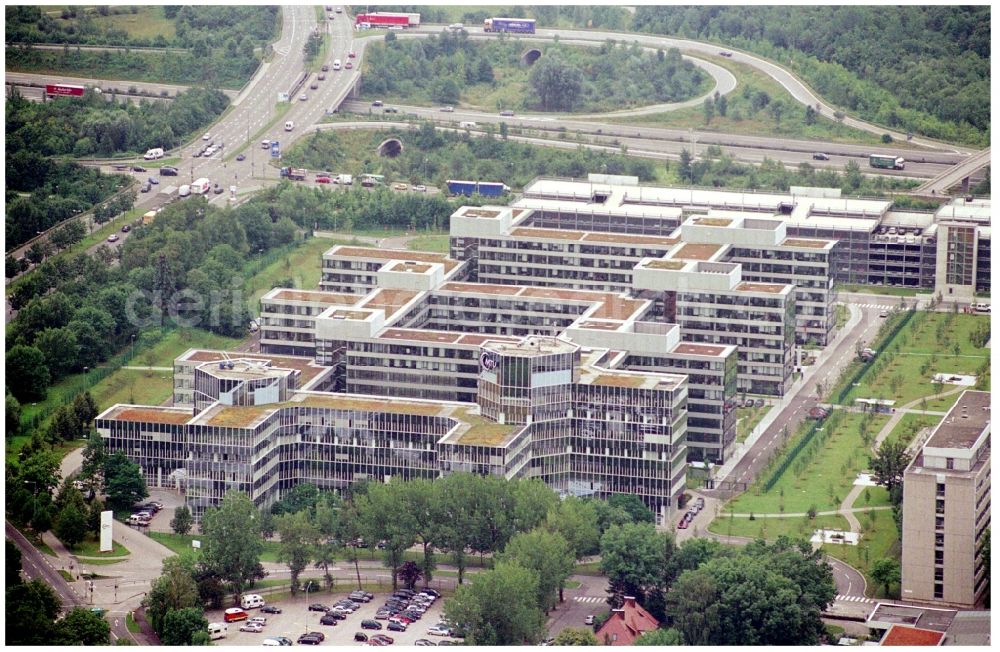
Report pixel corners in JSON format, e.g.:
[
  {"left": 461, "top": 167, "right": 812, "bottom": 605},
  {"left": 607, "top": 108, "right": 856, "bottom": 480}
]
[
  {"left": 262, "top": 139, "right": 271, "bottom": 149},
  {"left": 263, "top": 639, "right": 282, "bottom": 647},
  {"left": 178, "top": 184, "right": 191, "bottom": 197},
  {"left": 332, "top": 59, "right": 342, "bottom": 70},
  {"left": 241, "top": 594, "right": 265, "bottom": 610},
  {"left": 459, "top": 121, "right": 477, "bottom": 129},
  {"left": 336, "top": 173, "right": 353, "bottom": 185},
  {"left": 284, "top": 121, "right": 294, "bottom": 132},
  {"left": 974, "top": 303, "right": 990, "bottom": 314},
  {"left": 207, "top": 623, "right": 227, "bottom": 640},
  {"left": 143, "top": 147, "right": 164, "bottom": 160}
]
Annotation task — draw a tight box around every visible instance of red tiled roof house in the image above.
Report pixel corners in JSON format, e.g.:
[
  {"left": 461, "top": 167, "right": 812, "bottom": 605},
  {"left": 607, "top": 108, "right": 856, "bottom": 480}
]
[{"left": 596, "top": 596, "right": 660, "bottom": 645}]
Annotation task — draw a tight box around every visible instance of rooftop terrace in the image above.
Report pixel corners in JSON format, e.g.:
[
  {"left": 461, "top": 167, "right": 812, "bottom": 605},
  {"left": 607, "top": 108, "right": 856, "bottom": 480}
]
[
  {"left": 270, "top": 289, "right": 360, "bottom": 305},
  {"left": 105, "top": 406, "right": 193, "bottom": 425},
  {"left": 325, "top": 246, "right": 462, "bottom": 273},
  {"left": 924, "top": 390, "right": 990, "bottom": 451}
]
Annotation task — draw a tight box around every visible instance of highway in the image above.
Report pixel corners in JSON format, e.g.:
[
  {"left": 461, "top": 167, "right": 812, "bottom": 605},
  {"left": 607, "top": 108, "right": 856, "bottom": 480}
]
[
  {"left": 5, "top": 71, "right": 239, "bottom": 100},
  {"left": 6, "top": 520, "right": 84, "bottom": 612}
]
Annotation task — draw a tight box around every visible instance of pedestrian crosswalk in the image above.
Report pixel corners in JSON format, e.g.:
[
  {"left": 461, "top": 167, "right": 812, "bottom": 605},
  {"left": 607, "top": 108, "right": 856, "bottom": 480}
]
[
  {"left": 574, "top": 596, "right": 605, "bottom": 604},
  {"left": 835, "top": 594, "right": 874, "bottom": 603},
  {"left": 854, "top": 304, "right": 891, "bottom": 310}
]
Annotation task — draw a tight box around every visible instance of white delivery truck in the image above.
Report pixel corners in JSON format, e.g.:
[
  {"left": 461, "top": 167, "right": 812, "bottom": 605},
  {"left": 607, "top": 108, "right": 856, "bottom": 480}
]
[
  {"left": 191, "top": 178, "right": 211, "bottom": 194},
  {"left": 143, "top": 147, "right": 164, "bottom": 160},
  {"left": 241, "top": 594, "right": 265, "bottom": 609},
  {"left": 336, "top": 173, "right": 353, "bottom": 185}
]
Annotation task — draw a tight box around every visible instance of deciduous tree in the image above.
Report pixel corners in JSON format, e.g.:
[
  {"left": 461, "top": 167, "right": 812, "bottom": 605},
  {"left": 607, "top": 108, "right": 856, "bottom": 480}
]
[
  {"left": 54, "top": 607, "right": 111, "bottom": 645},
  {"left": 170, "top": 505, "right": 194, "bottom": 535},
  {"left": 870, "top": 439, "right": 911, "bottom": 494},
  {"left": 103, "top": 452, "right": 148, "bottom": 511},
  {"left": 145, "top": 554, "right": 201, "bottom": 636},
  {"left": 160, "top": 607, "right": 208, "bottom": 646},
  {"left": 276, "top": 510, "right": 320, "bottom": 594},
  {"left": 499, "top": 528, "right": 575, "bottom": 610},
  {"left": 443, "top": 561, "right": 546, "bottom": 645},
  {"left": 870, "top": 557, "right": 901, "bottom": 597},
  {"left": 553, "top": 627, "right": 598, "bottom": 645},
  {"left": 200, "top": 492, "right": 265, "bottom": 604}
]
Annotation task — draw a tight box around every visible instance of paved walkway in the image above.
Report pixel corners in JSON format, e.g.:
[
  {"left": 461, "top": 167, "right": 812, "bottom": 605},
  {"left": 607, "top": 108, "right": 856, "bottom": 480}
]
[
  {"left": 121, "top": 366, "right": 173, "bottom": 371},
  {"left": 726, "top": 506, "right": 892, "bottom": 519},
  {"left": 834, "top": 385, "right": 964, "bottom": 530}
]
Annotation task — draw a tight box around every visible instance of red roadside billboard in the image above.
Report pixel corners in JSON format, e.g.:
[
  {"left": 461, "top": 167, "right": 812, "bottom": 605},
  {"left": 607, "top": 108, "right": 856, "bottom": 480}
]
[{"left": 45, "top": 84, "right": 85, "bottom": 97}]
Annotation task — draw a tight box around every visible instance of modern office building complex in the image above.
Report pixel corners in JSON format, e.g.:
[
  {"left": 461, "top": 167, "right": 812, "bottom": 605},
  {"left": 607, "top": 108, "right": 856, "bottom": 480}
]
[
  {"left": 901, "top": 390, "right": 991, "bottom": 607},
  {"left": 97, "top": 175, "right": 988, "bottom": 520}
]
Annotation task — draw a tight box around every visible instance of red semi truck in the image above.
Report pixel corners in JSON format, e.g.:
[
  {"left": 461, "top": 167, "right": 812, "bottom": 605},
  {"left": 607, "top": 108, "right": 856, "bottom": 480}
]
[{"left": 354, "top": 12, "right": 420, "bottom": 28}]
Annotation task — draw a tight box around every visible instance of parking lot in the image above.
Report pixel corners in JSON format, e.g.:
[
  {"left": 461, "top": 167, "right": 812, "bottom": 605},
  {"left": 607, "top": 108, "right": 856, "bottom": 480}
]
[{"left": 208, "top": 589, "right": 463, "bottom": 646}]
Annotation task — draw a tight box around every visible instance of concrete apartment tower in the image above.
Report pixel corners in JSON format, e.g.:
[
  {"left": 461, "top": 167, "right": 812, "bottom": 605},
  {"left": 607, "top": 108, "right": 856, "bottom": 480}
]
[{"left": 901, "top": 390, "right": 990, "bottom": 606}]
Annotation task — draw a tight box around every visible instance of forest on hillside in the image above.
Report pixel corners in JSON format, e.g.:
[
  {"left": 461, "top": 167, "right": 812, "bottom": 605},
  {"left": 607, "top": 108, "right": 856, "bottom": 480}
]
[{"left": 631, "top": 5, "right": 990, "bottom": 145}]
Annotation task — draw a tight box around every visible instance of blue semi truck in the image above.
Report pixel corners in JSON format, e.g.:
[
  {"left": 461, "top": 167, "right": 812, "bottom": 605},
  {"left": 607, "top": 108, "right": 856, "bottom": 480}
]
[
  {"left": 483, "top": 17, "right": 536, "bottom": 34},
  {"left": 446, "top": 180, "right": 510, "bottom": 198}
]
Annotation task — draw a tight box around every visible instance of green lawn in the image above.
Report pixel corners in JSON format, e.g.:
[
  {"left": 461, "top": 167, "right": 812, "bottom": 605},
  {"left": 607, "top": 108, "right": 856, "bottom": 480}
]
[
  {"left": 245, "top": 237, "right": 372, "bottom": 313},
  {"left": 79, "top": 6, "right": 177, "bottom": 41},
  {"left": 822, "top": 509, "right": 900, "bottom": 598},
  {"left": 853, "top": 486, "right": 891, "bottom": 509},
  {"left": 726, "top": 413, "right": 890, "bottom": 515},
  {"left": 406, "top": 234, "right": 451, "bottom": 254},
  {"left": 884, "top": 412, "right": 940, "bottom": 448},
  {"left": 58, "top": 569, "right": 75, "bottom": 582},
  {"left": 80, "top": 556, "right": 127, "bottom": 565},
  {"left": 837, "top": 313, "right": 989, "bottom": 408},
  {"left": 736, "top": 404, "right": 771, "bottom": 443},
  {"left": 71, "top": 536, "right": 129, "bottom": 557},
  {"left": 708, "top": 513, "right": 849, "bottom": 540},
  {"left": 148, "top": 531, "right": 282, "bottom": 562},
  {"left": 134, "top": 328, "right": 244, "bottom": 369},
  {"left": 126, "top": 612, "right": 140, "bottom": 633}
]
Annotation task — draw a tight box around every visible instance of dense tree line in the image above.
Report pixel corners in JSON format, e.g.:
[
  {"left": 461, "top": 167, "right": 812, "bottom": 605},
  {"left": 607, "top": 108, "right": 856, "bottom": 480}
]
[
  {"left": 597, "top": 526, "right": 835, "bottom": 645},
  {"left": 363, "top": 32, "right": 704, "bottom": 113},
  {"left": 7, "top": 85, "right": 228, "bottom": 157},
  {"left": 6, "top": 549, "right": 110, "bottom": 646},
  {"left": 286, "top": 124, "right": 656, "bottom": 194},
  {"left": 6, "top": 6, "right": 278, "bottom": 88},
  {"left": 631, "top": 6, "right": 989, "bottom": 146},
  {"left": 4, "top": 195, "right": 301, "bottom": 410}
]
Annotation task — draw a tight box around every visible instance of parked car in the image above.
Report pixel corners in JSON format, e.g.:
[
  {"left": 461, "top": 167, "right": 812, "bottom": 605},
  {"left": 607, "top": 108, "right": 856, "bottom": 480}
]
[
  {"left": 240, "top": 623, "right": 264, "bottom": 633},
  {"left": 203, "top": 133, "right": 211, "bottom": 140},
  {"left": 678, "top": 517, "right": 689, "bottom": 529},
  {"left": 322, "top": 64, "right": 329, "bottom": 71},
  {"left": 362, "top": 620, "right": 383, "bottom": 630},
  {"left": 300, "top": 632, "right": 324, "bottom": 642},
  {"left": 355, "top": 632, "right": 369, "bottom": 642},
  {"left": 695, "top": 497, "right": 705, "bottom": 509},
  {"left": 387, "top": 621, "right": 407, "bottom": 632},
  {"left": 350, "top": 591, "right": 374, "bottom": 602},
  {"left": 160, "top": 166, "right": 179, "bottom": 176},
  {"left": 754, "top": 398, "right": 765, "bottom": 408},
  {"left": 372, "top": 635, "right": 394, "bottom": 644},
  {"left": 271, "top": 636, "right": 293, "bottom": 645},
  {"left": 213, "top": 183, "right": 224, "bottom": 194},
  {"left": 415, "top": 640, "right": 436, "bottom": 646},
  {"left": 300, "top": 93, "right": 308, "bottom": 101},
  {"left": 411, "top": 184, "right": 427, "bottom": 192},
  {"left": 308, "top": 604, "right": 329, "bottom": 612},
  {"left": 427, "top": 626, "right": 452, "bottom": 637},
  {"left": 236, "top": 154, "right": 246, "bottom": 161},
  {"left": 131, "top": 165, "right": 146, "bottom": 172},
  {"left": 320, "top": 614, "right": 340, "bottom": 626},
  {"left": 140, "top": 183, "right": 151, "bottom": 193},
  {"left": 585, "top": 615, "right": 595, "bottom": 625},
  {"left": 297, "top": 635, "right": 321, "bottom": 645},
  {"left": 421, "top": 589, "right": 441, "bottom": 598},
  {"left": 261, "top": 606, "right": 282, "bottom": 614}
]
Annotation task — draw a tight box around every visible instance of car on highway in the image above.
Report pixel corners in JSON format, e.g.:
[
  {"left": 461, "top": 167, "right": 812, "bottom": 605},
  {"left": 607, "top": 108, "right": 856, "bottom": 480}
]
[
  {"left": 122, "top": 224, "right": 131, "bottom": 233},
  {"left": 345, "top": 61, "right": 353, "bottom": 69},
  {"left": 318, "top": 73, "right": 326, "bottom": 80},
  {"left": 879, "top": 310, "right": 889, "bottom": 318},
  {"left": 316, "top": 176, "right": 332, "bottom": 184},
  {"left": 107, "top": 234, "right": 120, "bottom": 243},
  {"left": 348, "top": 50, "right": 356, "bottom": 58},
  {"left": 131, "top": 165, "right": 146, "bottom": 172},
  {"left": 236, "top": 153, "right": 245, "bottom": 161},
  {"left": 372, "top": 100, "right": 383, "bottom": 107},
  {"left": 322, "top": 64, "right": 329, "bottom": 71},
  {"left": 310, "top": 81, "right": 319, "bottom": 89},
  {"left": 384, "top": 106, "right": 398, "bottom": 113},
  {"left": 812, "top": 152, "right": 830, "bottom": 161},
  {"left": 411, "top": 184, "right": 427, "bottom": 192},
  {"left": 240, "top": 622, "right": 264, "bottom": 633},
  {"left": 499, "top": 109, "right": 515, "bottom": 117},
  {"left": 161, "top": 166, "right": 179, "bottom": 176},
  {"left": 141, "top": 183, "right": 151, "bottom": 193},
  {"left": 719, "top": 51, "right": 733, "bottom": 57},
  {"left": 391, "top": 182, "right": 408, "bottom": 191},
  {"left": 193, "top": 149, "right": 203, "bottom": 158},
  {"left": 148, "top": 177, "right": 159, "bottom": 185},
  {"left": 300, "top": 93, "right": 308, "bottom": 101},
  {"left": 308, "top": 604, "right": 329, "bottom": 612},
  {"left": 261, "top": 605, "right": 282, "bottom": 614}
]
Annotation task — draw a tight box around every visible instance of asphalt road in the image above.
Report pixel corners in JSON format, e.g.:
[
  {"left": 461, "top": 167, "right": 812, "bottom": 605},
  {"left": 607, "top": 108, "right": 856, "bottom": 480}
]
[
  {"left": 719, "top": 305, "right": 885, "bottom": 488},
  {"left": 5, "top": 71, "right": 238, "bottom": 99},
  {"left": 6, "top": 519, "right": 83, "bottom": 612}
]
